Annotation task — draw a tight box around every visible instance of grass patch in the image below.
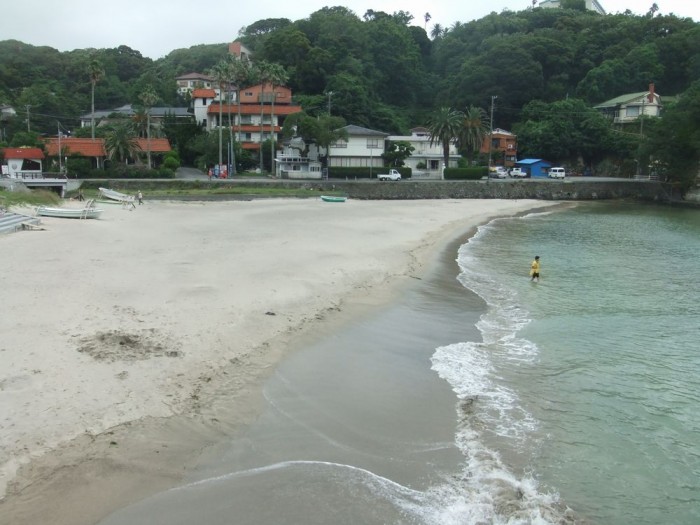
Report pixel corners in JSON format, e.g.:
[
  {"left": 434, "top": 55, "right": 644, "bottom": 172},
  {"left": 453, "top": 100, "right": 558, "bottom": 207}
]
[
  {"left": 1, "top": 189, "right": 61, "bottom": 210},
  {"left": 143, "top": 187, "right": 324, "bottom": 197}
]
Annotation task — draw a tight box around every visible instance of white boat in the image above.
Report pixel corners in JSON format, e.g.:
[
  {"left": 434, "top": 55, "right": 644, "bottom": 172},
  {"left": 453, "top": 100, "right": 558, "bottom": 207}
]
[
  {"left": 99, "top": 187, "right": 133, "bottom": 202},
  {"left": 36, "top": 199, "right": 103, "bottom": 219}
]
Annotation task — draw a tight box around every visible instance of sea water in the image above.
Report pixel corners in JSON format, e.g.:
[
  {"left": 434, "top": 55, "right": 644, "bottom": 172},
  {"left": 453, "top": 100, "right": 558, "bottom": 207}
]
[
  {"left": 98, "top": 201, "right": 699, "bottom": 525},
  {"left": 431, "top": 201, "right": 700, "bottom": 524}
]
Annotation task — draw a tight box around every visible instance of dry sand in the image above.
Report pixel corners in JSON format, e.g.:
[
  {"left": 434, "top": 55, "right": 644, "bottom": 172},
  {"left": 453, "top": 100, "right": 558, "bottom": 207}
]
[{"left": 0, "top": 197, "right": 556, "bottom": 524}]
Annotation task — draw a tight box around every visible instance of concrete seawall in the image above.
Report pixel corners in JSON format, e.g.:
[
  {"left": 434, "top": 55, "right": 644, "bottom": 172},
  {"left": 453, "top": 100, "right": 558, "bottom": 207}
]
[
  {"left": 85, "top": 178, "right": 675, "bottom": 202},
  {"left": 327, "top": 179, "right": 672, "bottom": 201}
]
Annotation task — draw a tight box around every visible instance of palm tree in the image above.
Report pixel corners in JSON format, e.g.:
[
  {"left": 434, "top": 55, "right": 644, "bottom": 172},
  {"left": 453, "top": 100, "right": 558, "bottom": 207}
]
[
  {"left": 458, "top": 106, "right": 489, "bottom": 166},
  {"left": 104, "top": 123, "right": 141, "bottom": 164},
  {"left": 266, "top": 63, "right": 289, "bottom": 177},
  {"left": 138, "top": 87, "right": 159, "bottom": 169},
  {"left": 88, "top": 60, "right": 104, "bottom": 140},
  {"left": 230, "top": 58, "right": 253, "bottom": 144},
  {"left": 255, "top": 61, "right": 275, "bottom": 171},
  {"left": 209, "top": 60, "right": 234, "bottom": 173},
  {"left": 427, "top": 107, "right": 463, "bottom": 178}
]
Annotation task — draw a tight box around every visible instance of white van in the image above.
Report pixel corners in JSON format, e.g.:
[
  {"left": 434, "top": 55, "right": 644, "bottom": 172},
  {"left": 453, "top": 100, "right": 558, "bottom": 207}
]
[{"left": 549, "top": 167, "right": 566, "bottom": 179}]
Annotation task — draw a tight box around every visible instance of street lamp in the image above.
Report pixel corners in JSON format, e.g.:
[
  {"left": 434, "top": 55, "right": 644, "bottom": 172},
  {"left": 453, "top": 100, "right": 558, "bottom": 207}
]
[{"left": 326, "top": 91, "right": 334, "bottom": 115}]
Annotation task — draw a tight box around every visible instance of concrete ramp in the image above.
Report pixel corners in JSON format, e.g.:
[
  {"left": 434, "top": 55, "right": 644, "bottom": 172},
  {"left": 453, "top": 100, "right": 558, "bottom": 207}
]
[{"left": 0, "top": 211, "right": 42, "bottom": 235}]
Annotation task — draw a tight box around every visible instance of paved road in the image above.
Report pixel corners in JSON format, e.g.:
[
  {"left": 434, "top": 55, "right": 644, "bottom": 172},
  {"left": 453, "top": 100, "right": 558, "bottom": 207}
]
[{"left": 175, "top": 167, "right": 207, "bottom": 180}]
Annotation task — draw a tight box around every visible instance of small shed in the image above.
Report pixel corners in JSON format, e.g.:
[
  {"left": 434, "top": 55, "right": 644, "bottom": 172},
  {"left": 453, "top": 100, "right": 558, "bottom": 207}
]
[
  {"left": 1, "top": 147, "right": 44, "bottom": 178},
  {"left": 515, "top": 158, "right": 552, "bottom": 178}
]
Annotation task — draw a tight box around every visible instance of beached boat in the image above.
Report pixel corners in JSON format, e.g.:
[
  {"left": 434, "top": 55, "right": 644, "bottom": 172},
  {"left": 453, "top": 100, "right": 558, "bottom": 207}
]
[
  {"left": 99, "top": 187, "right": 133, "bottom": 203},
  {"left": 36, "top": 200, "right": 103, "bottom": 219},
  {"left": 321, "top": 195, "right": 347, "bottom": 203}
]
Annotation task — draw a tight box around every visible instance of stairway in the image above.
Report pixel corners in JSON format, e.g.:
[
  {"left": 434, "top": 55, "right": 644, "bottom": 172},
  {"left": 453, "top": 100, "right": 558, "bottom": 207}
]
[{"left": 0, "top": 211, "right": 42, "bottom": 235}]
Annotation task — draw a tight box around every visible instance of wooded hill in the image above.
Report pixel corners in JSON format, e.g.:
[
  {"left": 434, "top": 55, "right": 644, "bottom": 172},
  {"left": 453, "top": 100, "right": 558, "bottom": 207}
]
[{"left": 1, "top": 4, "right": 699, "bottom": 182}]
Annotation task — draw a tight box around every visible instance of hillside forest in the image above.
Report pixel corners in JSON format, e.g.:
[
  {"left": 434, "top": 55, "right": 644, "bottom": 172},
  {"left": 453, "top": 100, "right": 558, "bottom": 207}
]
[{"left": 0, "top": 3, "right": 699, "bottom": 185}]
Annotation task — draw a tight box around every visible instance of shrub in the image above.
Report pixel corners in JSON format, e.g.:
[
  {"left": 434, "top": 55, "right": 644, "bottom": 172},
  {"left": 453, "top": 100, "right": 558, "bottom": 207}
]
[
  {"left": 444, "top": 167, "right": 487, "bottom": 180},
  {"left": 329, "top": 167, "right": 411, "bottom": 179},
  {"left": 66, "top": 157, "right": 94, "bottom": 178},
  {"left": 162, "top": 156, "right": 180, "bottom": 171}
]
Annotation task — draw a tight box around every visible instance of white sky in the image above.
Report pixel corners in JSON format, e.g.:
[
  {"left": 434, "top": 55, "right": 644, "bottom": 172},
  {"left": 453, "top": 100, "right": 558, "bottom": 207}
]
[{"left": 3, "top": 1, "right": 698, "bottom": 59}]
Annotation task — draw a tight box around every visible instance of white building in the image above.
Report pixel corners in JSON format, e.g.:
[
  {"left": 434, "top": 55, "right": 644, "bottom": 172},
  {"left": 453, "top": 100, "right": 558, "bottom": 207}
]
[
  {"left": 538, "top": 0, "right": 606, "bottom": 15},
  {"left": 329, "top": 125, "right": 388, "bottom": 172},
  {"left": 176, "top": 72, "right": 215, "bottom": 97},
  {"left": 594, "top": 83, "right": 663, "bottom": 124},
  {"left": 387, "top": 127, "right": 460, "bottom": 177}
]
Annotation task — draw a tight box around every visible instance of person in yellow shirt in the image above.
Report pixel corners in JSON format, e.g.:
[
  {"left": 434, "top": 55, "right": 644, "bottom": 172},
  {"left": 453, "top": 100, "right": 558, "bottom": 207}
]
[{"left": 530, "top": 255, "right": 540, "bottom": 282}]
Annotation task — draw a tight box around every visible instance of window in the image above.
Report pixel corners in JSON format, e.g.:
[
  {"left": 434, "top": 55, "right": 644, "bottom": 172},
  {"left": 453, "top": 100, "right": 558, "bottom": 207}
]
[
  {"left": 625, "top": 105, "right": 640, "bottom": 117},
  {"left": 366, "top": 138, "right": 380, "bottom": 149},
  {"left": 331, "top": 140, "right": 348, "bottom": 149}
]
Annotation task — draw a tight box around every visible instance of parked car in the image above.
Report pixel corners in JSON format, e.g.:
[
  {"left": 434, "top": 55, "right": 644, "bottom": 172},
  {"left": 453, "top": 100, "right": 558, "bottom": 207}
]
[
  {"left": 510, "top": 167, "right": 527, "bottom": 178},
  {"left": 488, "top": 166, "right": 508, "bottom": 179},
  {"left": 549, "top": 167, "right": 566, "bottom": 179},
  {"left": 378, "top": 169, "right": 401, "bottom": 181}
]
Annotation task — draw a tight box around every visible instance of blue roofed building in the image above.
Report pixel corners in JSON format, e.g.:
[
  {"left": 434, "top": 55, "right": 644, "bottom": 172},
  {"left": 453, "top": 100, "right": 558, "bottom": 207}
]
[{"left": 514, "top": 159, "right": 552, "bottom": 178}]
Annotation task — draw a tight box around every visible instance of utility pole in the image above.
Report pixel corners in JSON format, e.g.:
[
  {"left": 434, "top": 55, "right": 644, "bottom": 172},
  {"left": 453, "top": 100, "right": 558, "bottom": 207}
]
[
  {"left": 637, "top": 96, "right": 646, "bottom": 177},
  {"left": 488, "top": 96, "right": 497, "bottom": 168},
  {"left": 57, "top": 122, "right": 62, "bottom": 173},
  {"left": 327, "top": 91, "right": 334, "bottom": 115},
  {"left": 25, "top": 105, "right": 31, "bottom": 132}
]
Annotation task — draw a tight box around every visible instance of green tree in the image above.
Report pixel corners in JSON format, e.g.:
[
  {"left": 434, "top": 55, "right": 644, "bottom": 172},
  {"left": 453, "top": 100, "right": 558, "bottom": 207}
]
[
  {"left": 9, "top": 131, "right": 42, "bottom": 148},
  {"left": 458, "top": 106, "right": 489, "bottom": 165},
  {"left": 427, "top": 107, "right": 462, "bottom": 176},
  {"left": 282, "top": 112, "right": 347, "bottom": 171},
  {"left": 138, "top": 86, "right": 159, "bottom": 168},
  {"left": 161, "top": 114, "right": 203, "bottom": 166},
  {"left": 104, "top": 123, "right": 140, "bottom": 164},
  {"left": 645, "top": 81, "right": 700, "bottom": 188},
  {"left": 383, "top": 140, "right": 415, "bottom": 167},
  {"left": 513, "top": 98, "right": 628, "bottom": 168}
]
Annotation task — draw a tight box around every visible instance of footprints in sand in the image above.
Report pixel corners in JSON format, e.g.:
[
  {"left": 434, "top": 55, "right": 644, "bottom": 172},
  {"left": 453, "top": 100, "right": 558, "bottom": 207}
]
[{"left": 0, "top": 373, "right": 36, "bottom": 392}]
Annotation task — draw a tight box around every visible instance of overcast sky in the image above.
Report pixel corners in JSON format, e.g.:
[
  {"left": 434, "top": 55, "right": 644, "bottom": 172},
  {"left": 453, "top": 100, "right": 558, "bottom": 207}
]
[{"left": 4, "top": 1, "right": 699, "bottom": 59}]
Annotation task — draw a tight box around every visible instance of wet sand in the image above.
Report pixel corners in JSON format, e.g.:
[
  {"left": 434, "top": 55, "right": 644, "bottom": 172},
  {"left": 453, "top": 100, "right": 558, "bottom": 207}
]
[{"left": 0, "top": 198, "right": 556, "bottom": 524}]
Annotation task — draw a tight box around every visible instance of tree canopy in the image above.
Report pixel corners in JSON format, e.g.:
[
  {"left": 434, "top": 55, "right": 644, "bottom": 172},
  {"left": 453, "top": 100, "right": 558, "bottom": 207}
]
[{"left": 0, "top": 7, "right": 698, "bottom": 181}]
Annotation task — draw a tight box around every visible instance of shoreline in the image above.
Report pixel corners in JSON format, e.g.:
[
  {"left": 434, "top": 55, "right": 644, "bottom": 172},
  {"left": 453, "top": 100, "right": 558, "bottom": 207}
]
[{"left": 0, "top": 198, "right": 560, "bottom": 524}]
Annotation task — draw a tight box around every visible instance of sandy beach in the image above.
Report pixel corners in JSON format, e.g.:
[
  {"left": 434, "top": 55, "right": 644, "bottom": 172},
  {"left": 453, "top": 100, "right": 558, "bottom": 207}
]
[{"left": 0, "top": 197, "right": 556, "bottom": 524}]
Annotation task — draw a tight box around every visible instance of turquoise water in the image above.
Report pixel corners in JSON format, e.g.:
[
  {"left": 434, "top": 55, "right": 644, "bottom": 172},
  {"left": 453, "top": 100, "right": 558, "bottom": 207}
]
[{"left": 435, "top": 202, "right": 700, "bottom": 524}]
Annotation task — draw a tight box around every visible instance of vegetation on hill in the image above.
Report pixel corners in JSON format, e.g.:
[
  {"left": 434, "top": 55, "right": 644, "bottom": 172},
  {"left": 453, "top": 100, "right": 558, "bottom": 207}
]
[{"left": 0, "top": 5, "right": 698, "bottom": 185}]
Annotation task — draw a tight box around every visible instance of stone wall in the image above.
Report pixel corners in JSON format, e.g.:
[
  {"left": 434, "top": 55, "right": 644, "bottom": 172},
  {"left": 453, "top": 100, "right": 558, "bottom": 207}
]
[
  {"left": 335, "top": 179, "right": 671, "bottom": 201},
  {"left": 85, "top": 178, "right": 673, "bottom": 202}
]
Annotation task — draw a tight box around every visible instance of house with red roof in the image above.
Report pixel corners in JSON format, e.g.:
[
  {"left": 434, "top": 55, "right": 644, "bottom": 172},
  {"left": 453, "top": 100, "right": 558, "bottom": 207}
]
[
  {"left": 1, "top": 147, "right": 44, "bottom": 178},
  {"left": 43, "top": 137, "right": 171, "bottom": 169},
  {"left": 200, "top": 83, "right": 302, "bottom": 151}
]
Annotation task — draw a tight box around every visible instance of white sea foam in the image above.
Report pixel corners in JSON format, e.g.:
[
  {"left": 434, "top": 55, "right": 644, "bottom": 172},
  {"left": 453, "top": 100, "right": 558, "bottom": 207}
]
[{"left": 425, "top": 217, "right": 569, "bottom": 524}]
